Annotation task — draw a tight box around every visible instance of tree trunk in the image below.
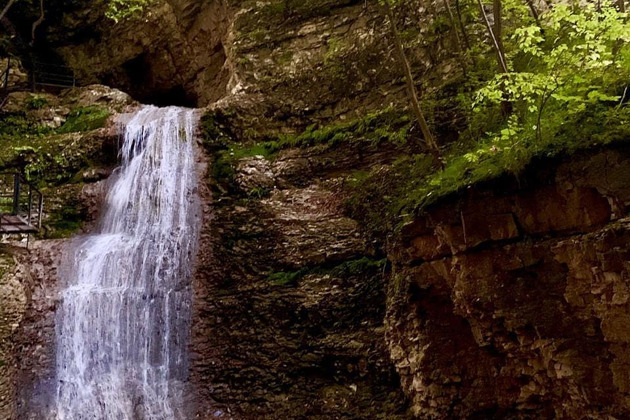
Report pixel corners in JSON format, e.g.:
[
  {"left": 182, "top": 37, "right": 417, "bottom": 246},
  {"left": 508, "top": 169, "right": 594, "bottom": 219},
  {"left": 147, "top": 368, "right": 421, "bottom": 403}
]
[
  {"left": 0, "top": 0, "right": 16, "bottom": 21},
  {"left": 382, "top": 0, "right": 441, "bottom": 158},
  {"left": 525, "top": 0, "right": 542, "bottom": 25},
  {"left": 618, "top": 0, "right": 625, "bottom": 12},
  {"left": 477, "top": 0, "right": 508, "bottom": 73},
  {"left": 478, "top": 0, "right": 512, "bottom": 115},
  {"left": 454, "top": 0, "right": 472, "bottom": 50},
  {"left": 444, "top": 0, "right": 469, "bottom": 75}
]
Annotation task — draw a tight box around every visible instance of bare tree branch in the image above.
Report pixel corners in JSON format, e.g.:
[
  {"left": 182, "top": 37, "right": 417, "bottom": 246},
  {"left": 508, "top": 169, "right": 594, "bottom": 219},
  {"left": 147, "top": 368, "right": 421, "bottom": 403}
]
[
  {"left": 0, "top": 0, "right": 17, "bottom": 21},
  {"left": 382, "top": 0, "right": 441, "bottom": 159},
  {"left": 476, "top": 0, "right": 508, "bottom": 73},
  {"left": 31, "top": 0, "right": 45, "bottom": 45}
]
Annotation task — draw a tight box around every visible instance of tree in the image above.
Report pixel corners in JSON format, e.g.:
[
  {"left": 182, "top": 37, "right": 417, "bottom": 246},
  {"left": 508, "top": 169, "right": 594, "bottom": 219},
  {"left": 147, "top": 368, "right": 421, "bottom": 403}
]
[
  {"left": 524, "top": 0, "right": 541, "bottom": 24},
  {"left": 0, "top": 0, "right": 44, "bottom": 45},
  {"left": 474, "top": 1, "right": 629, "bottom": 142},
  {"left": 30, "top": 0, "right": 43, "bottom": 44},
  {"left": 477, "top": 0, "right": 508, "bottom": 73},
  {"left": 443, "top": 0, "right": 470, "bottom": 75},
  {"left": 380, "top": 0, "right": 441, "bottom": 159}
]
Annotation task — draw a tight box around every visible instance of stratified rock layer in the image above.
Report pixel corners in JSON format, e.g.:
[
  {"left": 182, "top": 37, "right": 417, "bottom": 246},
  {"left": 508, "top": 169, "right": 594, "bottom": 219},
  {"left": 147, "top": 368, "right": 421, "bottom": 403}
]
[
  {"left": 191, "top": 140, "right": 411, "bottom": 418},
  {"left": 387, "top": 147, "right": 630, "bottom": 419}
]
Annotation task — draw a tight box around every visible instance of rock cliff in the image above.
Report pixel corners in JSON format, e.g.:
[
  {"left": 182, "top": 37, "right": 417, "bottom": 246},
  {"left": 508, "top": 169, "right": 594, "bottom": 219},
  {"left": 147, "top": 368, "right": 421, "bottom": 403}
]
[{"left": 387, "top": 147, "right": 630, "bottom": 418}]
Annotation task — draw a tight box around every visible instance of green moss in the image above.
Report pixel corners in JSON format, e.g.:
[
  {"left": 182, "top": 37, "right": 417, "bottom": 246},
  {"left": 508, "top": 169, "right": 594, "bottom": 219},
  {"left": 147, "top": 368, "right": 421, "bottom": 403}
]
[
  {"left": 0, "top": 113, "right": 52, "bottom": 137},
  {"left": 346, "top": 104, "right": 630, "bottom": 236},
  {"left": 202, "top": 107, "right": 412, "bottom": 195},
  {"left": 248, "top": 186, "right": 271, "bottom": 198},
  {"left": 268, "top": 267, "right": 310, "bottom": 286},
  {"left": 267, "top": 257, "right": 387, "bottom": 287},
  {"left": 57, "top": 106, "right": 110, "bottom": 134},
  {"left": 42, "top": 194, "right": 87, "bottom": 239},
  {"left": 25, "top": 95, "right": 48, "bottom": 110},
  {"left": 254, "top": 108, "right": 411, "bottom": 156}
]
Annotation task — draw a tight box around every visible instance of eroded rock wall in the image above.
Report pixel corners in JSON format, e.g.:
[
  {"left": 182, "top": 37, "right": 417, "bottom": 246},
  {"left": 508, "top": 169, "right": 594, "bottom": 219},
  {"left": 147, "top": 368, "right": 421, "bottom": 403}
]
[
  {"left": 0, "top": 252, "right": 27, "bottom": 420},
  {"left": 48, "top": 0, "right": 233, "bottom": 106},
  {"left": 387, "top": 146, "right": 630, "bottom": 419},
  {"left": 191, "top": 138, "right": 411, "bottom": 418}
]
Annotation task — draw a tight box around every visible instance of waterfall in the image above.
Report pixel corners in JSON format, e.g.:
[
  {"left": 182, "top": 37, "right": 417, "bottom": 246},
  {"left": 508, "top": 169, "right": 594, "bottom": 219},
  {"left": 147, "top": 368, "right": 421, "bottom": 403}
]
[{"left": 54, "top": 106, "right": 200, "bottom": 419}]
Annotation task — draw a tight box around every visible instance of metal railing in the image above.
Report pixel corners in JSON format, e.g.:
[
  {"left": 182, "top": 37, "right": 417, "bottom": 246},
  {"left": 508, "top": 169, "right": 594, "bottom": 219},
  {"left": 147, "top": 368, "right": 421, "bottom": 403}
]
[
  {"left": 0, "top": 172, "right": 44, "bottom": 233},
  {"left": 32, "top": 60, "right": 76, "bottom": 89}
]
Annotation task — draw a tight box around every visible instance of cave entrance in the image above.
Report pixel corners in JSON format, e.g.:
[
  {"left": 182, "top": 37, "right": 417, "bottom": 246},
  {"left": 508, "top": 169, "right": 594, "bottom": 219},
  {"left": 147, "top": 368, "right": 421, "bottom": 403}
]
[
  {"left": 120, "top": 54, "right": 198, "bottom": 108},
  {"left": 144, "top": 85, "right": 197, "bottom": 108}
]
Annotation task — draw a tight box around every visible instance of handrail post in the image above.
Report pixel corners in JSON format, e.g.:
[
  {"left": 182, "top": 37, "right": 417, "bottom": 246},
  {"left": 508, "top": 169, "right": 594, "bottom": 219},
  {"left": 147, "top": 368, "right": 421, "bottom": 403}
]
[
  {"left": 37, "top": 193, "right": 43, "bottom": 229},
  {"left": 12, "top": 173, "right": 20, "bottom": 215},
  {"left": 2, "top": 56, "right": 9, "bottom": 90},
  {"left": 27, "top": 184, "right": 32, "bottom": 225}
]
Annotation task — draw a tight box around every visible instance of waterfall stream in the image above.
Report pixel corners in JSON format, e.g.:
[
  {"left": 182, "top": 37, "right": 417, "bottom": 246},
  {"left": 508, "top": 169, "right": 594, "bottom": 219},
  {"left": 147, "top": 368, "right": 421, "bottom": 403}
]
[{"left": 54, "top": 106, "right": 200, "bottom": 419}]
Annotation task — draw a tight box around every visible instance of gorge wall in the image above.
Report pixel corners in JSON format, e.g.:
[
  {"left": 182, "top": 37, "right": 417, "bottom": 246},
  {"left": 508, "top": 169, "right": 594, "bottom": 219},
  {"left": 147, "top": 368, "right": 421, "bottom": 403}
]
[
  {"left": 2, "top": 0, "right": 630, "bottom": 418},
  {"left": 387, "top": 147, "right": 630, "bottom": 418}
]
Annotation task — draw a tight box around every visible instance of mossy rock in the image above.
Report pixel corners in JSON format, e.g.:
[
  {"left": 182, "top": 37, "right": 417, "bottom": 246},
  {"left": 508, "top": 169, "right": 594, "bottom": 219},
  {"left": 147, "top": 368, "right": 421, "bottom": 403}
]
[{"left": 57, "top": 106, "right": 110, "bottom": 134}]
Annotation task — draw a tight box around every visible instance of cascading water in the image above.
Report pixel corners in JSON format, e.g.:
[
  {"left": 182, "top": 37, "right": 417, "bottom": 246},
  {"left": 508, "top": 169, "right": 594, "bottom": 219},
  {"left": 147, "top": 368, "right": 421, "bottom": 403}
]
[{"left": 54, "top": 106, "right": 200, "bottom": 419}]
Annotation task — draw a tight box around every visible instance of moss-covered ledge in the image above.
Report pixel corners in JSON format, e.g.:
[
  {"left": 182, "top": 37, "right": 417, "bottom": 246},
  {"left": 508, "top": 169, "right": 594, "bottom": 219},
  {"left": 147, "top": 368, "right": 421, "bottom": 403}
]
[{"left": 0, "top": 85, "right": 136, "bottom": 238}]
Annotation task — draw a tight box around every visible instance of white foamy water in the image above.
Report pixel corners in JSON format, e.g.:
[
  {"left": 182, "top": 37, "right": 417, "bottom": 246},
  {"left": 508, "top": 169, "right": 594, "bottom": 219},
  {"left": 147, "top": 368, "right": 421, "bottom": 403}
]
[{"left": 54, "top": 106, "right": 200, "bottom": 419}]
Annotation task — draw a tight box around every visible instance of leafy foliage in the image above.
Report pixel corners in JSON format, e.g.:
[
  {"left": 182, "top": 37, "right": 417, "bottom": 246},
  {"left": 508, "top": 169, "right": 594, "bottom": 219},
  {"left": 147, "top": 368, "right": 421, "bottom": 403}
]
[
  {"left": 346, "top": 0, "right": 629, "bottom": 233},
  {"left": 105, "top": 0, "right": 152, "bottom": 23},
  {"left": 26, "top": 95, "right": 48, "bottom": 110}
]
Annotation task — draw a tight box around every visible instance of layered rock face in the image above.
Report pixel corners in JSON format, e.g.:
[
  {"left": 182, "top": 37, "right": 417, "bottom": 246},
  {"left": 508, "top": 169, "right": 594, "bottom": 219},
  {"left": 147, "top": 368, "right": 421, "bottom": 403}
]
[
  {"left": 387, "top": 147, "right": 630, "bottom": 419},
  {"left": 191, "top": 140, "right": 411, "bottom": 418},
  {"left": 44, "top": 0, "right": 458, "bottom": 111}
]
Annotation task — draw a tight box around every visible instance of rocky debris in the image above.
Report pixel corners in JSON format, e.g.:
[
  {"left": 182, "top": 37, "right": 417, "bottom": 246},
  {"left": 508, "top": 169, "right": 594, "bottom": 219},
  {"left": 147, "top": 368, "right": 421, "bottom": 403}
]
[{"left": 387, "top": 147, "right": 630, "bottom": 419}]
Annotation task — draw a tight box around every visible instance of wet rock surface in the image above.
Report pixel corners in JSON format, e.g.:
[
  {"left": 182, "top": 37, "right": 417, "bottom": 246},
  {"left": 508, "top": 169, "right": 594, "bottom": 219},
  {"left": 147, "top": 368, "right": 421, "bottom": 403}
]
[
  {"left": 191, "top": 136, "right": 411, "bottom": 418},
  {"left": 0, "top": 247, "right": 27, "bottom": 420},
  {"left": 387, "top": 147, "right": 630, "bottom": 419},
  {"left": 14, "top": 240, "right": 67, "bottom": 419}
]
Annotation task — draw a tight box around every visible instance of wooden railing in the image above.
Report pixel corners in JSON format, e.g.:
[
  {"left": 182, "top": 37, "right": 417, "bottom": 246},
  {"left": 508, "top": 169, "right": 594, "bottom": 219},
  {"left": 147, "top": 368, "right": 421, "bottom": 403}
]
[{"left": 0, "top": 172, "right": 43, "bottom": 234}]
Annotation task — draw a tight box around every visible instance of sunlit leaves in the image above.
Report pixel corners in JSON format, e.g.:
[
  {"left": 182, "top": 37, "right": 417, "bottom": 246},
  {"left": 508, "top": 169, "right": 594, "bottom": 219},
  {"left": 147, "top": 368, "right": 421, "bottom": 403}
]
[
  {"left": 105, "top": 0, "right": 151, "bottom": 23},
  {"left": 475, "top": 1, "right": 628, "bottom": 119}
]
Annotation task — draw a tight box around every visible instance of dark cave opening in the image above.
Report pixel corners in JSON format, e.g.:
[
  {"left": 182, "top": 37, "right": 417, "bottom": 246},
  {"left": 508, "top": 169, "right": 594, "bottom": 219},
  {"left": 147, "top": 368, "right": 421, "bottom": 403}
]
[
  {"left": 143, "top": 85, "right": 198, "bottom": 108},
  {"left": 119, "top": 54, "right": 198, "bottom": 108}
]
